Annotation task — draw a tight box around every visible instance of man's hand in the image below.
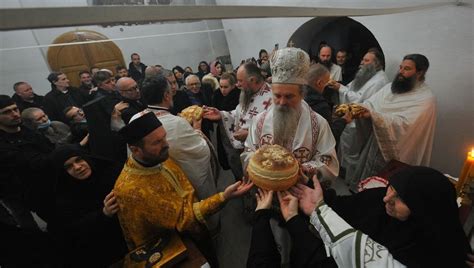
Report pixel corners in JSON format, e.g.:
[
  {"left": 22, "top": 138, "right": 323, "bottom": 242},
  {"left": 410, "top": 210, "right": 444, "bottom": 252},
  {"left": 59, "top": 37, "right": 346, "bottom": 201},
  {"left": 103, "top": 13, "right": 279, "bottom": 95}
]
[
  {"left": 202, "top": 106, "right": 222, "bottom": 121},
  {"left": 233, "top": 129, "right": 248, "bottom": 142},
  {"left": 255, "top": 188, "right": 273, "bottom": 211},
  {"left": 103, "top": 191, "right": 119, "bottom": 217},
  {"left": 277, "top": 191, "right": 299, "bottom": 222},
  {"left": 360, "top": 109, "right": 371, "bottom": 119},
  {"left": 223, "top": 179, "right": 254, "bottom": 200},
  {"left": 112, "top": 101, "right": 129, "bottom": 117},
  {"left": 342, "top": 110, "right": 353, "bottom": 124},
  {"left": 290, "top": 175, "right": 324, "bottom": 216},
  {"left": 192, "top": 115, "right": 202, "bottom": 130},
  {"left": 326, "top": 80, "right": 341, "bottom": 91},
  {"left": 79, "top": 133, "right": 89, "bottom": 147}
]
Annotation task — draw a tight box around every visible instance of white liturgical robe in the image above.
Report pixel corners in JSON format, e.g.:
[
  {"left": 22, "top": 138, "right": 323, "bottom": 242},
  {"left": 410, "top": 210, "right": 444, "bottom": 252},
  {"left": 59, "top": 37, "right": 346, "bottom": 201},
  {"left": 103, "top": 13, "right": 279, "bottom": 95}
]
[
  {"left": 242, "top": 101, "right": 339, "bottom": 181},
  {"left": 221, "top": 83, "right": 272, "bottom": 149},
  {"left": 338, "top": 70, "right": 389, "bottom": 169},
  {"left": 347, "top": 82, "right": 436, "bottom": 188},
  {"left": 148, "top": 106, "right": 217, "bottom": 201}
]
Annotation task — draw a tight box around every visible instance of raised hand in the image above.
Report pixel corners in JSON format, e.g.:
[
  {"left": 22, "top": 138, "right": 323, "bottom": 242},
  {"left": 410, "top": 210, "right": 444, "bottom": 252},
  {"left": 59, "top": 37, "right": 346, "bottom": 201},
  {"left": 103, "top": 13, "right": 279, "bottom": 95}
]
[
  {"left": 223, "top": 180, "right": 254, "bottom": 200},
  {"left": 277, "top": 191, "right": 299, "bottom": 222},
  {"left": 202, "top": 106, "right": 222, "bottom": 121},
  {"left": 290, "top": 175, "right": 324, "bottom": 216},
  {"left": 255, "top": 188, "right": 273, "bottom": 211}
]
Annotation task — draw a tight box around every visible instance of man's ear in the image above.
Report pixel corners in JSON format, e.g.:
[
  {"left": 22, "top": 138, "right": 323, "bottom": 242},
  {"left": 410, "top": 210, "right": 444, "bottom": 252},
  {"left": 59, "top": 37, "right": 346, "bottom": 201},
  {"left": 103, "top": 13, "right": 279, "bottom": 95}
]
[{"left": 129, "top": 144, "right": 141, "bottom": 156}]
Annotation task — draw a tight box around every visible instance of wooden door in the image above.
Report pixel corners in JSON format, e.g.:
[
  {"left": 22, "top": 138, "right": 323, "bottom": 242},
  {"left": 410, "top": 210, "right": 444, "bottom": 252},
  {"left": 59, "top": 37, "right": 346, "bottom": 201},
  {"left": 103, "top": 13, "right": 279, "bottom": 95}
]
[{"left": 47, "top": 30, "right": 126, "bottom": 87}]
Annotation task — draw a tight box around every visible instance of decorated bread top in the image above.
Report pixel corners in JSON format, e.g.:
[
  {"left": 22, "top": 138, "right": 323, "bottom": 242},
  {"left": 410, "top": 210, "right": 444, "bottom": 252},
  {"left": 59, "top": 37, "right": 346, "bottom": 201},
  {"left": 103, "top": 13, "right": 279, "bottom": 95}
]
[
  {"left": 179, "top": 105, "right": 203, "bottom": 124},
  {"left": 248, "top": 144, "right": 299, "bottom": 181}
]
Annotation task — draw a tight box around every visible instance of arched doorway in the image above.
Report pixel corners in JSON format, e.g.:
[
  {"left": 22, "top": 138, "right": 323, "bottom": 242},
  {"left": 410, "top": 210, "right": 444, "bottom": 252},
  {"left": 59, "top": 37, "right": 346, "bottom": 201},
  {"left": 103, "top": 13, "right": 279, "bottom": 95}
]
[
  {"left": 288, "top": 17, "right": 384, "bottom": 74},
  {"left": 47, "top": 30, "right": 126, "bottom": 87}
]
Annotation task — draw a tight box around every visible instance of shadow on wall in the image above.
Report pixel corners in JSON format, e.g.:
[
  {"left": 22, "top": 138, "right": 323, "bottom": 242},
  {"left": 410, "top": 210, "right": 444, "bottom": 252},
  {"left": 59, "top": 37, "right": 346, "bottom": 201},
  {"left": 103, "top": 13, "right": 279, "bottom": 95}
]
[{"left": 289, "top": 17, "right": 384, "bottom": 70}]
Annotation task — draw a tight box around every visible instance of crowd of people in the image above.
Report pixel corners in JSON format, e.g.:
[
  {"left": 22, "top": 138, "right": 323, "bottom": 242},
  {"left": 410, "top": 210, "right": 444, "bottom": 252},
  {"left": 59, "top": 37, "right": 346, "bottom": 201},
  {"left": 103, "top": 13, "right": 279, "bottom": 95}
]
[{"left": 0, "top": 42, "right": 471, "bottom": 268}]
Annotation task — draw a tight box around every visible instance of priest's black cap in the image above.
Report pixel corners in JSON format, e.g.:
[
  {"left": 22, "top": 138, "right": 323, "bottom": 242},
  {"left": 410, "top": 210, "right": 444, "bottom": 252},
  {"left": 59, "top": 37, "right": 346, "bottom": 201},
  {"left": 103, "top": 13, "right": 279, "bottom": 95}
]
[{"left": 119, "top": 110, "right": 162, "bottom": 144}]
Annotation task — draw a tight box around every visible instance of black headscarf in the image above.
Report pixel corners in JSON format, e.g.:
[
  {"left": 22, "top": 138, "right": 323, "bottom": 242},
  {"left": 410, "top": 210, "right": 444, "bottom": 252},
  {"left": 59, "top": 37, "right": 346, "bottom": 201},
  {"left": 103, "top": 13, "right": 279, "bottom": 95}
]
[
  {"left": 51, "top": 145, "right": 122, "bottom": 225},
  {"left": 328, "top": 166, "right": 470, "bottom": 267}
]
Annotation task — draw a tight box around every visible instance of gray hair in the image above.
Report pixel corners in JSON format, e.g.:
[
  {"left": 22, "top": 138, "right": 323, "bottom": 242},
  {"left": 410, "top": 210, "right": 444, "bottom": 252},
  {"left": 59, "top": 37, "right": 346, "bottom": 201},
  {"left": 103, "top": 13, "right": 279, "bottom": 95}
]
[
  {"left": 161, "top": 69, "right": 174, "bottom": 78},
  {"left": 144, "top": 66, "right": 163, "bottom": 79},
  {"left": 185, "top": 74, "right": 200, "bottom": 85},
  {"left": 305, "top": 64, "right": 329, "bottom": 87},
  {"left": 21, "top": 107, "right": 42, "bottom": 129}
]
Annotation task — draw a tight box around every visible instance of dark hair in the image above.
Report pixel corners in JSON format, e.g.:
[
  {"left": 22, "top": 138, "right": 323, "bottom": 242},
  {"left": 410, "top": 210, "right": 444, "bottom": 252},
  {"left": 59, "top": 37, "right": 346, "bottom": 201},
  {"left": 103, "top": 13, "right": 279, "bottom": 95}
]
[
  {"left": 242, "top": 62, "right": 264, "bottom": 83},
  {"left": 0, "top": 95, "right": 15, "bottom": 109},
  {"left": 403, "top": 54, "right": 429, "bottom": 81},
  {"left": 220, "top": 72, "right": 237, "bottom": 86},
  {"left": 172, "top": 66, "right": 185, "bottom": 75},
  {"left": 13, "top": 81, "right": 27, "bottom": 92},
  {"left": 93, "top": 71, "right": 112, "bottom": 85},
  {"left": 115, "top": 65, "right": 127, "bottom": 72},
  {"left": 78, "top": 70, "right": 90, "bottom": 77},
  {"left": 336, "top": 49, "right": 347, "bottom": 54},
  {"left": 131, "top": 53, "right": 140, "bottom": 59},
  {"left": 47, "top": 72, "right": 63, "bottom": 84},
  {"left": 197, "top": 61, "right": 210, "bottom": 73},
  {"left": 259, "top": 49, "right": 268, "bottom": 59},
  {"left": 141, "top": 76, "right": 170, "bottom": 105},
  {"left": 367, "top": 48, "right": 385, "bottom": 70},
  {"left": 319, "top": 44, "right": 333, "bottom": 55}
]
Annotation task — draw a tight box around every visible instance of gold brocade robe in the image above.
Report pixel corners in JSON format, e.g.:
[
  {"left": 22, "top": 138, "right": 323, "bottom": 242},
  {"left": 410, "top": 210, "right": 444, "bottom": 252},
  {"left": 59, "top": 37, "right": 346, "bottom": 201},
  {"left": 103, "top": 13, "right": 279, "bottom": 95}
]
[{"left": 114, "top": 156, "right": 225, "bottom": 250}]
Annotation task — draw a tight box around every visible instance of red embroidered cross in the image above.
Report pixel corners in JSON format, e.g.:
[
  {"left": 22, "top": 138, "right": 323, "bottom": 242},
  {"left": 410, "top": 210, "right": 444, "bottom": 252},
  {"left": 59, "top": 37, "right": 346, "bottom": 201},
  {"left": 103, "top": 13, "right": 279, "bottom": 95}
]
[
  {"left": 248, "top": 107, "right": 259, "bottom": 118},
  {"left": 262, "top": 98, "right": 272, "bottom": 110}
]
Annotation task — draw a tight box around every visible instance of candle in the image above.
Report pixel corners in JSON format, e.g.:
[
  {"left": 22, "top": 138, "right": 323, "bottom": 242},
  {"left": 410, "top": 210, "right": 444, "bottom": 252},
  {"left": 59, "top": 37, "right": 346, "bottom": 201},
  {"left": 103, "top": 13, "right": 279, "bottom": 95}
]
[{"left": 456, "top": 148, "right": 474, "bottom": 195}]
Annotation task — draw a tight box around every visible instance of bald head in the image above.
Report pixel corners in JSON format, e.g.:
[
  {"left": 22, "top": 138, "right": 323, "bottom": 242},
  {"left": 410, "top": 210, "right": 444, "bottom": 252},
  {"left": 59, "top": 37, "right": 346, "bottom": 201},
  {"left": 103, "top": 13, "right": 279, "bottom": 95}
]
[{"left": 117, "top": 77, "right": 140, "bottom": 100}]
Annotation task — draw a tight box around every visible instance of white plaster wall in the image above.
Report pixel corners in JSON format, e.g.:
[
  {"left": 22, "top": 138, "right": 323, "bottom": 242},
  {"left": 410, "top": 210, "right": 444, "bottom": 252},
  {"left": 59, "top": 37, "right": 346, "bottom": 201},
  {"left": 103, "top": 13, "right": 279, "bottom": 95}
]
[
  {"left": 0, "top": 0, "right": 472, "bottom": 176},
  {"left": 0, "top": 0, "right": 229, "bottom": 95},
  {"left": 217, "top": 0, "right": 473, "bottom": 175}
]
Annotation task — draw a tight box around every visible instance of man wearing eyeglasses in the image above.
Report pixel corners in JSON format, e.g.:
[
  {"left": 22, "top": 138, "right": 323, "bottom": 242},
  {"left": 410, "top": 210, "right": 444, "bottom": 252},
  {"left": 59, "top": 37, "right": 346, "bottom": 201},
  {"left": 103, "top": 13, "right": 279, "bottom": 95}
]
[{"left": 116, "top": 77, "right": 147, "bottom": 124}]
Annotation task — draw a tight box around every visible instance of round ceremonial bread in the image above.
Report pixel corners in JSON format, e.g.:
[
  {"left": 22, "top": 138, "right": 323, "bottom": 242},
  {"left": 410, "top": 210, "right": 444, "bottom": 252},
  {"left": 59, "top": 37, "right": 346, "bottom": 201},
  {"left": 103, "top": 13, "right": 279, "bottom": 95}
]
[
  {"left": 179, "top": 105, "right": 203, "bottom": 124},
  {"left": 247, "top": 144, "right": 299, "bottom": 191},
  {"left": 334, "top": 103, "right": 366, "bottom": 118}
]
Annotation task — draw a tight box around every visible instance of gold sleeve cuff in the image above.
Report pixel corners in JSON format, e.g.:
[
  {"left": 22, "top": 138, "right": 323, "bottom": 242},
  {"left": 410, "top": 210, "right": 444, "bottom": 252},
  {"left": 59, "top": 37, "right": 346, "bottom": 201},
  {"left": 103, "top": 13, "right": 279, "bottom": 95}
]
[
  {"left": 193, "top": 202, "right": 206, "bottom": 225},
  {"left": 192, "top": 193, "right": 226, "bottom": 225}
]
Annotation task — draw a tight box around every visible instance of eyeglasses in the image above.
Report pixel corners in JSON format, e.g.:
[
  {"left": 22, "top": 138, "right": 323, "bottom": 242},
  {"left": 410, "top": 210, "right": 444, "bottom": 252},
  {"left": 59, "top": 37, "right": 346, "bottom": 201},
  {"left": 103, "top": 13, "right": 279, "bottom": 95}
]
[{"left": 121, "top": 85, "right": 139, "bottom": 92}]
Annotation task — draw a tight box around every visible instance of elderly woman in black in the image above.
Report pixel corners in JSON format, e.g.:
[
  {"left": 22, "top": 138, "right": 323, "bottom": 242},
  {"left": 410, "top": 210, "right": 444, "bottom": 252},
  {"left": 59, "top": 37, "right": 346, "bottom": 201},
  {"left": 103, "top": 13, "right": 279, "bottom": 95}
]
[{"left": 49, "top": 145, "right": 127, "bottom": 267}]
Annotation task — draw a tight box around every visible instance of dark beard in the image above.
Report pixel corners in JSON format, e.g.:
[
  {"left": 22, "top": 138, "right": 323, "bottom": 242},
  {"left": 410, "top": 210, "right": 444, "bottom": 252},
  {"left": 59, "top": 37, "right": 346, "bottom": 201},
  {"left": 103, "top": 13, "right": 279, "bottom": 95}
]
[
  {"left": 141, "top": 146, "right": 169, "bottom": 167},
  {"left": 239, "top": 89, "right": 257, "bottom": 112},
  {"left": 320, "top": 59, "right": 333, "bottom": 69},
  {"left": 391, "top": 74, "right": 416, "bottom": 94},
  {"left": 352, "top": 64, "right": 377, "bottom": 91}
]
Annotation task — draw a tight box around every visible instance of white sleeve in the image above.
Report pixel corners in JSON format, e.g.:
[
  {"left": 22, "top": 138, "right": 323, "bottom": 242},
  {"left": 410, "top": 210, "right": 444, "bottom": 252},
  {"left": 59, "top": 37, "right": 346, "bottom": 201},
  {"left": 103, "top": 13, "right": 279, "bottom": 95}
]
[{"left": 309, "top": 203, "right": 406, "bottom": 268}]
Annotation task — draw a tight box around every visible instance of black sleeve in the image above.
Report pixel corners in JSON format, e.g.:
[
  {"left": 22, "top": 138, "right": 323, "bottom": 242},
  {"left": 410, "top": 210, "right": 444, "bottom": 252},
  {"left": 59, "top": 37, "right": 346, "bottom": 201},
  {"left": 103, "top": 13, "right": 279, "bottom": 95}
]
[
  {"left": 330, "top": 117, "right": 347, "bottom": 144},
  {"left": 246, "top": 209, "right": 281, "bottom": 268},
  {"left": 286, "top": 215, "right": 337, "bottom": 268}
]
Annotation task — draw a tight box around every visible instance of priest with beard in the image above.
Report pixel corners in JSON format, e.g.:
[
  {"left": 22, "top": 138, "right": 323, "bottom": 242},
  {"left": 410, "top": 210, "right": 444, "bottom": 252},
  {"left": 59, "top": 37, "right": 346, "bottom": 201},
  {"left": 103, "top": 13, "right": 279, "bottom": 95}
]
[
  {"left": 203, "top": 62, "right": 272, "bottom": 180},
  {"left": 242, "top": 47, "right": 339, "bottom": 266},
  {"left": 242, "top": 47, "right": 339, "bottom": 181},
  {"left": 346, "top": 54, "right": 436, "bottom": 191},
  {"left": 327, "top": 48, "right": 389, "bottom": 181}
]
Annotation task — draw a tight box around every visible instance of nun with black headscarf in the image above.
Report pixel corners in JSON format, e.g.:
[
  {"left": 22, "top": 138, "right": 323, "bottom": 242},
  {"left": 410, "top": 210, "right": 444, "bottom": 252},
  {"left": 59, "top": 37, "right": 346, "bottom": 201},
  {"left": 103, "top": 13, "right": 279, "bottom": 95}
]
[
  {"left": 49, "top": 145, "right": 127, "bottom": 267},
  {"left": 290, "top": 166, "right": 471, "bottom": 267}
]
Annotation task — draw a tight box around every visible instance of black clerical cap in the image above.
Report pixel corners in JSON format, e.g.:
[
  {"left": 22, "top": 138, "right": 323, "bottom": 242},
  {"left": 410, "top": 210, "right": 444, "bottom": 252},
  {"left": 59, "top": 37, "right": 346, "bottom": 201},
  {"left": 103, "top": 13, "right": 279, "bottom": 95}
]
[
  {"left": 119, "top": 110, "right": 162, "bottom": 144},
  {"left": 0, "top": 95, "right": 15, "bottom": 109}
]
